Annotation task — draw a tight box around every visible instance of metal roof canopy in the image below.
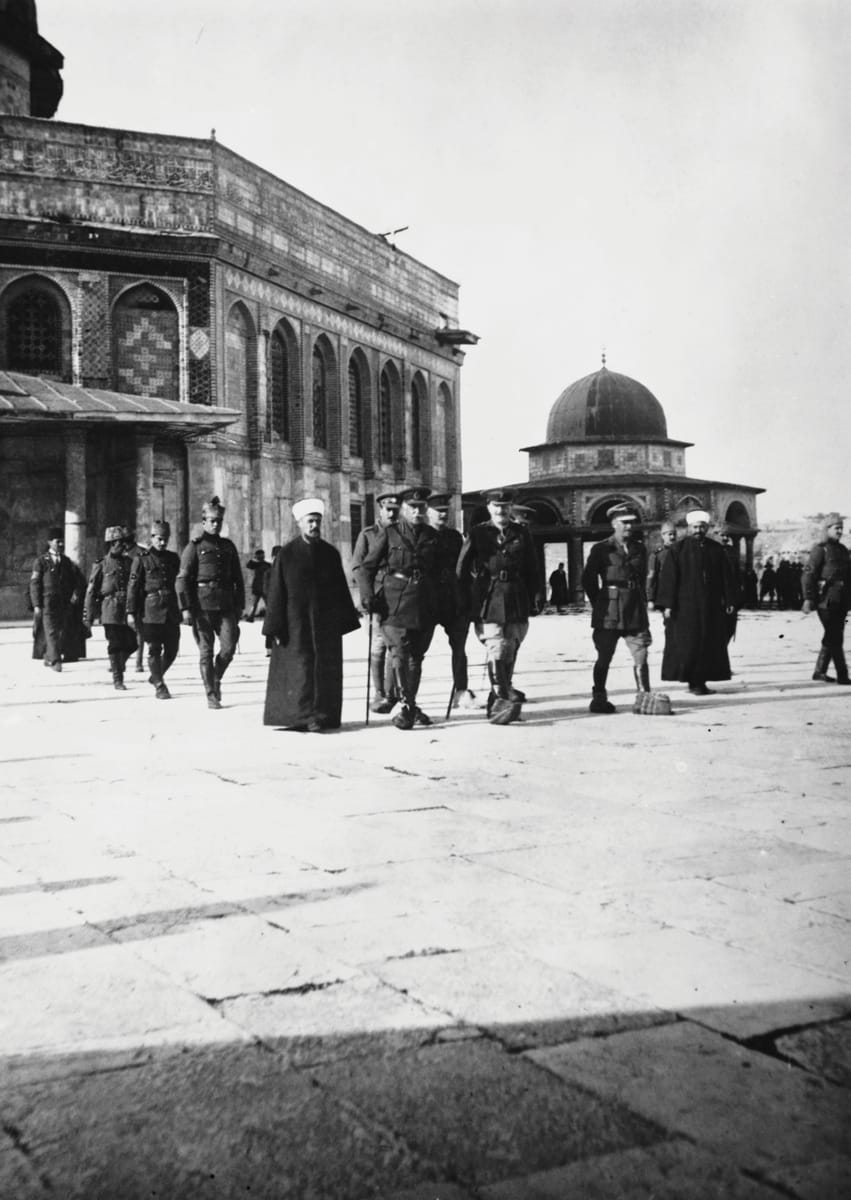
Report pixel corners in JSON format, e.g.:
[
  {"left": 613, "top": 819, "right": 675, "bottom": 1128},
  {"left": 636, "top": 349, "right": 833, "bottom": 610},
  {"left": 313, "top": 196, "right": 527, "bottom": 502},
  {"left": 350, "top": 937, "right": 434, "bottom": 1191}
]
[{"left": 0, "top": 372, "right": 239, "bottom": 441}]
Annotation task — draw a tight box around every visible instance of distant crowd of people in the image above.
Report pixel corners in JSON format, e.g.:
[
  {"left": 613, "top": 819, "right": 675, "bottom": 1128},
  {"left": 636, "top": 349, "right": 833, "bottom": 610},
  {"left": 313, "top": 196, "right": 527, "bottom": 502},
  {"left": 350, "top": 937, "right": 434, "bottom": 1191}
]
[{"left": 28, "top": 498, "right": 851, "bottom": 728}]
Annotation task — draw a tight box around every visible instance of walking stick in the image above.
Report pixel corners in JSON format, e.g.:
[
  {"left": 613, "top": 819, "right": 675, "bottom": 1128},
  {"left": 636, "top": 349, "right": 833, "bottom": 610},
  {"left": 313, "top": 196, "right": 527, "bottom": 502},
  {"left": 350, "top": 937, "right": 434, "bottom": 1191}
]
[
  {"left": 365, "top": 613, "right": 373, "bottom": 725},
  {"left": 445, "top": 680, "right": 456, "bottom": 722}
]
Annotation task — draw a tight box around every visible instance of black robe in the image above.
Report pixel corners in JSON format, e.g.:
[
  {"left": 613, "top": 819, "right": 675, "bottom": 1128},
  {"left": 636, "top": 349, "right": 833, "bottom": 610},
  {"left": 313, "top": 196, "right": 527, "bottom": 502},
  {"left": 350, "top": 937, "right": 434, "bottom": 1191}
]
[
  {"left": 262, "top": 536, "right": 361, "bottom": 728},
  {"left": 657, "top": 535, "right": 736, "bottom": 683}
]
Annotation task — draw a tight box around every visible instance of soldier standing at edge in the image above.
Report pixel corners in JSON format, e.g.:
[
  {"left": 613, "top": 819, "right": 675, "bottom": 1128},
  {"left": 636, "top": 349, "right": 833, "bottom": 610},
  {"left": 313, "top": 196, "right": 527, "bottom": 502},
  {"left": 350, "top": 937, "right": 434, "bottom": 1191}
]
[
  {"left": 127, "top": 519, "right": 182, "bottom": 700},
  {"left": 456, "top": 488, "right": 540, "bottom": 725},
  {"left": 84, "top": 526, "right": 138, "bottom": 691},
  {"left": 176, "top": 496, "right": 245, "bottom": 710}
]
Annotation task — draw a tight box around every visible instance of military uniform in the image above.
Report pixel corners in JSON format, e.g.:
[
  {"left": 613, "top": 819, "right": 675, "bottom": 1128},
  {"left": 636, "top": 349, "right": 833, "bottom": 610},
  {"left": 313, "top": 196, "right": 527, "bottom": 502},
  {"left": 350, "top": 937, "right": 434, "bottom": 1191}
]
[
  {"left": 176, "top": 503, "right": 245, "bottom": 707},
  {"left": 802, "top": 525, "right": 851, "bottom": 684},
  {"left": 29, "top": 541, "right": 81, "bottom": 670},
  {"left": 351, "top": 503, "right": 399, "bottom": 712},
  {"left": 457, "top": 490, "right": 539, "bottom": 723},
  {"left": 355, "top": 488, "right": 439, "bottom": 728},
  {"left": 84, "top": 528, "right": 138, "bottom": 690},
  {"left": 582, "top": 530, "right": 651, "bottom": 709},
  {"left": 127, "top": 541, "right": 181, "bottom": 697},
  {"left": 427, "top": 494, "right": 473, "bottom": 706}
]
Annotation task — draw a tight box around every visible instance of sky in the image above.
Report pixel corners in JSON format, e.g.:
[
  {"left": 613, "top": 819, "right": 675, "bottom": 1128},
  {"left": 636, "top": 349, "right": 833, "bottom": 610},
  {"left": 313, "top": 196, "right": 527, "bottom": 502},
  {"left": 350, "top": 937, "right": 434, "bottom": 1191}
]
[{"left": 38, "top": 0, "right": 851, "bottom": 521}]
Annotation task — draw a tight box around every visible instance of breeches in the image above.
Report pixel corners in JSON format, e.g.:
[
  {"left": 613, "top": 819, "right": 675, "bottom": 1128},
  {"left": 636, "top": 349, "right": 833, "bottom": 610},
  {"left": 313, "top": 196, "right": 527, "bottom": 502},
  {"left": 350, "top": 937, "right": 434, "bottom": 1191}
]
[
  {"left": 817, "top": 609, "right": 847, "bottom": 653},
  {"left": 143, "top": 621, "right": 180, "bottom": 676},
  {"left": 475, "top": 620, "right": 528, "bottom": 668},
  {"left": 382, "top": 624, "right": 434, "bottom": 670},
  {"left": 104, "top": 623, "right": 137, "bottom": 658},
  {"left": 193, "top": 611, "right": 239, "bottom": 671},
  {"left": 592, "top": 628, "right": 651, "bottom": 671}
]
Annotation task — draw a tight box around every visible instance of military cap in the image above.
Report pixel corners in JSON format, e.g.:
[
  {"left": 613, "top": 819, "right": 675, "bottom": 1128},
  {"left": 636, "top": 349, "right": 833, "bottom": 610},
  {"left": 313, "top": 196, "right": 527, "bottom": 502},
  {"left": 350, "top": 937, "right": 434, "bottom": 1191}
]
[
  {"left": 821, "top": 512, "right": 846, "bottom": 530},
  {"left": 104, "top": 525, "right": 127, "bottom": 542},
  {"left": 483, "top": 488, "right": 515, "bottom": 504},
  {"left": 512, "top": 504, "right": 535, "bottom": 519},
  {"left": 47, "top": 526, "right": 64, "bottom": 541},
  {"left": 660, "top": 518, "right": 676, "bottom": 532},
  {"left": 607, "top": 503, "right": 640, "bottom": 522},
  {"left": 400, "top": 487, "right": 432, "bottom": 504},
  {"left": 376, "top": 491, "right": 401, "bottom": 506},
  {"left": 150, "top": 519, "right": 171, "bottom": 537},
  {"left": 428, "top": 493, "right": 451, "bottom": 510},
  {"left": 201, "top": 495, "right": 225, "bottom": 517}
]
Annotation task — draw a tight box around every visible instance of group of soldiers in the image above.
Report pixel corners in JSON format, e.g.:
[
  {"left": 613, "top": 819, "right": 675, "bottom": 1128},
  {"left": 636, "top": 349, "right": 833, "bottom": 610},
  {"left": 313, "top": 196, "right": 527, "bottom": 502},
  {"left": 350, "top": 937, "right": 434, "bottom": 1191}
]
[{"left": 29, "top": 493, "right": 851, "bottom": 727}]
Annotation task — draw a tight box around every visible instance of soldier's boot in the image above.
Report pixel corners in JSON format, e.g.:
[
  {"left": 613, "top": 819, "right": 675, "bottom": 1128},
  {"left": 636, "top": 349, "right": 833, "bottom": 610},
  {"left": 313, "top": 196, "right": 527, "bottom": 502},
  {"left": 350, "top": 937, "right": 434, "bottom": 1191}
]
[
  {"left": 201, "top": 661, "right": 221, "bottom": 709},
  {"left": 812, "top": 648, "right": 835, "bottom": 683},
  {"left": 391, "top": 660, "right": 416, "bottom": 730},
  {"left": 110, "top": 653, "right": 127, "bottom": 692},
  {"left": 148, "top": 647, "right": 164, "bottom": 690},
  {"left": 369, "top": 655, "right": 394, "bottom": 713},
  {"left": 504, "top": 658, "right": 526, "bottom": 703},
  {"left": 213, "top": 655, "right": 227, "bottom": 701},
  {"left": 589, "top": 688, "right": 616, "bottom": 715},
  {"left": 634, "top": 664, "right": 651, "bottom": 693},
  {"left": 489, "top": 661, "right": 522, "bottom": 725},
  {"left": 833, "top": 647, "right": 850, "bottom": 685}
]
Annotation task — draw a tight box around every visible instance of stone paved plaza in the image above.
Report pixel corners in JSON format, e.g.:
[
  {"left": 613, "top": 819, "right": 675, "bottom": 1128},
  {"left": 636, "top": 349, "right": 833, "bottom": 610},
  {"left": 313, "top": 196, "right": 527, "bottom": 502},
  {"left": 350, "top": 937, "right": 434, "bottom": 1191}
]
[{"left": 1, "top": 607, "right": 849, "bottom": 1199}]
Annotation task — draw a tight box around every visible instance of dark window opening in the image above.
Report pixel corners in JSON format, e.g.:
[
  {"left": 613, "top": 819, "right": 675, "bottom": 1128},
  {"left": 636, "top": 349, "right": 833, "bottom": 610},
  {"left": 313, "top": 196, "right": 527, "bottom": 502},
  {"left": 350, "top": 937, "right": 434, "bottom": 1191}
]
[
  {"left": 8, "top": 289, "right": 62, "bottom": 374},
  {"left": 348, "top": 360, "right": 363, "bottom": 456},
  {"left": 312, "top": 346, "right": 327, "bottom": 449},
  {"left": 268, "top": 332, "right": 289, "bottom": 442}
]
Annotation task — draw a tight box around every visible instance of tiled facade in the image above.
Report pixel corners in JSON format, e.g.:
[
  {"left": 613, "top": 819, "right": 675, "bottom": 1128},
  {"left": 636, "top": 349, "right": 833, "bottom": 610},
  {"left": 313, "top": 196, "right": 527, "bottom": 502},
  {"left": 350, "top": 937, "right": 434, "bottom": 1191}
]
[{"left": 0, "top": 112, "right": 470, "bottom": 618}]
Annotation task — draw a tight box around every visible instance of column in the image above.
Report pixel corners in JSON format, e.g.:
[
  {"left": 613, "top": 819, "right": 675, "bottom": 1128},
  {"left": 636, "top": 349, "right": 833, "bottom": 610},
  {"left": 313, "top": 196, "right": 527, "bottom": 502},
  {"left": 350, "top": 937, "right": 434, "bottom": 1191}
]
[
  {"left": 135, "top": 432, "right": 155, "bottom": 538},
  {"left": 64, "top": 430, "right": 87, "bottom": 567},
  {"left": 568, "top": 535, "right": 585, "bottom": 605}
]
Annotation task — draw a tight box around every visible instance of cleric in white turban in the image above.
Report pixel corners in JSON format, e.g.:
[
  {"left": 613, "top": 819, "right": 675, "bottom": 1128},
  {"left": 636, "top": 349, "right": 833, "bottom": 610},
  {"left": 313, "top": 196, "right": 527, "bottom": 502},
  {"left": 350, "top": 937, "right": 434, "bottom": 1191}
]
[
  {"left": 685, "top": 509, "right": 711, "bottom": 526},
  {"left": 656, "top": 507, "right": 737, "bottom": 695},
  {"left": 262, "top": 497, "right": 360, "bottom": 731}
]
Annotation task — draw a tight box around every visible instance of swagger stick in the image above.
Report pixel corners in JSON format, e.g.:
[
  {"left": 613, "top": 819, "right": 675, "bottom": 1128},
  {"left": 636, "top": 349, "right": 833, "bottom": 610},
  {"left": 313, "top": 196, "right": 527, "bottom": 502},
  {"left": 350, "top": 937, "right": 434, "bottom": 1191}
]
[
  {"left": 365, "top": 614, "right": 373, "bottom": 725},
  {"left": 444, "top": 679, "right": 455, "bottom": 722}
]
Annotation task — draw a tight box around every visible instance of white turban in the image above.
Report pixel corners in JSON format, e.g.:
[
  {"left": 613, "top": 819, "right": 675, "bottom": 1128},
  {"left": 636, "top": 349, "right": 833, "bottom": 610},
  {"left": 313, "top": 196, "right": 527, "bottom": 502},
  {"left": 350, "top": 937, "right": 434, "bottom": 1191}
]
[
  {"left": 685, "top": 509, "right": 711, "bottom": 525},
  {"left": 292, "top": 498, "right": 325, "bottom": 522}
]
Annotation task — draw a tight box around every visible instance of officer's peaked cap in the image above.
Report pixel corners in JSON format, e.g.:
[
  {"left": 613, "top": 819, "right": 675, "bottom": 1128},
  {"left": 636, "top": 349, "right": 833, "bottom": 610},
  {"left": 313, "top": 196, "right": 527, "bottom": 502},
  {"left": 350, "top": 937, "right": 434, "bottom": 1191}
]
[
  {"left": 428, "top": 493, "right": 451, "bottom": 509},
  {"left": 376, "top": 491, "right": 401, "bottom": 506},
  {"left": 201, "top": 495, "right": 225, "bottom": 517},
  {"left": 484, "top": 487, "right": 515, "bottom": 504},
  {"left": 607, "top": 503, "right": 640, "bottom": 522},
  {"left": 401, "top": 487, "right": 431, "bottom": 504}
]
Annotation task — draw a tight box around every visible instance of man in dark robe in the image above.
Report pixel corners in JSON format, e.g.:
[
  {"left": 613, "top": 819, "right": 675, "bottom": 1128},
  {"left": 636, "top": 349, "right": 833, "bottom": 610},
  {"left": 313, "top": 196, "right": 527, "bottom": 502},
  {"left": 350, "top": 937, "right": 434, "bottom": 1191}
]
[
  {"left": 262, "top": 498, "right": 361, "bottom": 732},
  {"left": 657, "top": 508, "right": 737, "bottom": 695},
  {"left": 30, "top": 527, "right": 85, "bottom": 670}
]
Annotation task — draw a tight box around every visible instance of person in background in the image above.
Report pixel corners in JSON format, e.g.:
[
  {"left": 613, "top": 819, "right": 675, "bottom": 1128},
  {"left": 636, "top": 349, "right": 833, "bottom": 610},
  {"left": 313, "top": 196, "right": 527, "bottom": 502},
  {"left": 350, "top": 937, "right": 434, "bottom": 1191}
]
[
  {"left": 84, "top": 525, "right": 138, "bottom": 691},
  {"left": 29, "top": 527, "right": 82, "bottom": 672},
  {"left": 801, "top": 512, "right": 850, "bottom": 685}
]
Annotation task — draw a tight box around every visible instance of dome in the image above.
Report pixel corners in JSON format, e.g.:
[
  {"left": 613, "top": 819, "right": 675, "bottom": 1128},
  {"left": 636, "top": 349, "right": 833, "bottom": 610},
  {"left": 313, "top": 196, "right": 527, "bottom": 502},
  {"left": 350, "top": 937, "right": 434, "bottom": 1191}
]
[{"left": 545, "top": 366, "right": 668, "bottom": 443}]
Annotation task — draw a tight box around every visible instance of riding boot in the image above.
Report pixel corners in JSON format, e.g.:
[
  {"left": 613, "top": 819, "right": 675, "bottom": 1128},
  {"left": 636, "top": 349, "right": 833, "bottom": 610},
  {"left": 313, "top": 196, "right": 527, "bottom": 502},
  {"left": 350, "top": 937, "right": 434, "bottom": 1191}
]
[
  {"left": 110, "top": 653, "right": 127, "bottom": 691},
  {"left": 833, "top": 647, "right": 850, "bottom": 685},
  {"left": 490, "top": 660, "right": 521, "bottom": 724},
  {"left": 634, "top": 664, "right": 651, "bottom": 693},
  {"left": 201, "top": 661, "right": 220, "bottom": 708},
  {"left": 213, "top": 655, "right": 226, "bottom": 701},
  {"left": 391, "top": 659, "right": 416, "bottom": 729},
  {"left": 812, "top": 648, "right": 835, "bottom": 683},
  {"left": 148, "top": 646, "right": 164, "bottom": 689}
]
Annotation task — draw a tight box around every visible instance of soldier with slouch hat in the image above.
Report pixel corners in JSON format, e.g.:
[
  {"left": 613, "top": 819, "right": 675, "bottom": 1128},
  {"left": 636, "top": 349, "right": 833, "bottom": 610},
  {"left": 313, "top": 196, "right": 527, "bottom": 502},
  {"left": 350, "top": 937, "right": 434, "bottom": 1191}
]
[
  {"left": 176, "top": 496, "right": 244, "bottom": 709},
  {"left": 456, "top": 488, "right": 540, "bottom": 725},
  {"left": 84, "top": 526, "right": 138, "bottom": 691},
  {"left": 355, "top": 486, "right": 440, "bottom": 730}
]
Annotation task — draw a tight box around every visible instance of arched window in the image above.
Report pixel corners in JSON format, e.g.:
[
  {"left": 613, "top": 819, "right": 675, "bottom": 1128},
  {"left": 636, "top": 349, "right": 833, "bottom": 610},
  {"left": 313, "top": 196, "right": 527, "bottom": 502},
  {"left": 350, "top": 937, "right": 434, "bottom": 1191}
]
[
  {"left": 268, "top": 330, "right": 289, "bottom": 442},
  {"left": 113, "top": 284, "right": 179, "bottom": 400},
  {"left": 410, "top": 374, "right": 425, "bottom": 471},
  {"left": 432, "top": 383, "right": 450, "bottom": 480},
  {"left": 225, "top": 302, "right": 258, "bottom": 444},
  {"left": 379, "top": 367, "right": 393, "bottom": 464},
  {"left": 7, "top": 289, "right": 62, "bottom": 375},
  {"left": 312, "top": 346, "right": 327, "bottom": 448},
  {"left": 348, "top": 358, "right": 364, "bottom": 457}
]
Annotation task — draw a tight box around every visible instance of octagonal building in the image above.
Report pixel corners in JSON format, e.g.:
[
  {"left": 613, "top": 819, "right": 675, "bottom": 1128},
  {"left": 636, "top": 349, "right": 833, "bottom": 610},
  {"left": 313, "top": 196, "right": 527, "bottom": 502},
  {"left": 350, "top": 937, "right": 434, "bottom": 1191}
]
[{"left": 464, "top": 360, "right": 763, "bottom": 605}]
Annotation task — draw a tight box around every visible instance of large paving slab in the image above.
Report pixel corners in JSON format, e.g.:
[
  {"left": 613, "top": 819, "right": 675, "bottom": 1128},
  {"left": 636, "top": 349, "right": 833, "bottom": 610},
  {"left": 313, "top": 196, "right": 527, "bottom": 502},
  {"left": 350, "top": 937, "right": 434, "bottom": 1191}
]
[{"left": 1, "top": 608, "right": 849, "bottom": 1196}]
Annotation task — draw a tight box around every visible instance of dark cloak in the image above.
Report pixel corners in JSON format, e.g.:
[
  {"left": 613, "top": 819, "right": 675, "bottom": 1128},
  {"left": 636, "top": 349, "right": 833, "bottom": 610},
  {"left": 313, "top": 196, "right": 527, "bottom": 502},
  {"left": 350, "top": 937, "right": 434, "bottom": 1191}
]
[
  {"left": 657, "top": 535, "right": 736, "bottom": 683},
  {"left": 262, "top": 536, "right": 361, "bottom": 728}
]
